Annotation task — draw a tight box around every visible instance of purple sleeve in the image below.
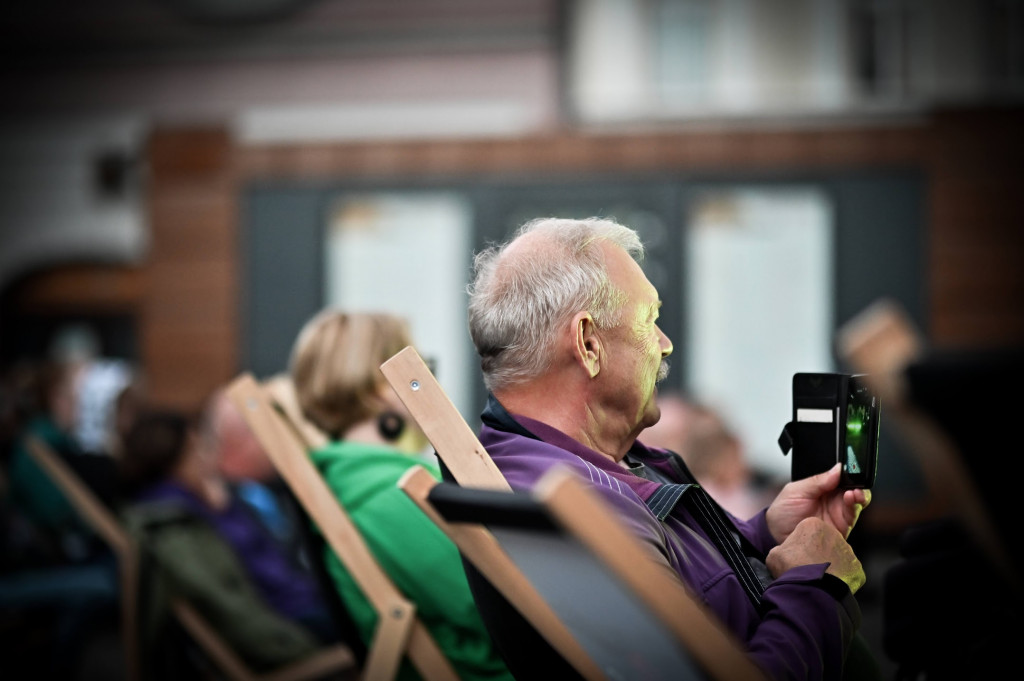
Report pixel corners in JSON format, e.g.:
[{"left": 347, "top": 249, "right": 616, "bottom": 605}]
[
  {"left": 601, "top": 486, "right": 858, "bottom": 681},
  {"left": 750, "top": 565, "right": 862, "bottom": 681},
  {"left": 487, "top": 427, "right": 858, "bottom": 680},
  {"left": 731, "top": 507, "right": 778, "bottom": 556},
  {"left": 729, "top": 509, "right": 861, "bottom": 680}
]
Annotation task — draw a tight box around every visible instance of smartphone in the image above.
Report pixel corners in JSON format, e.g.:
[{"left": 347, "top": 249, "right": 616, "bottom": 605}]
[
  {"left": 790, "top": 372, "right": 880, "bottom": 489},
  {"left": 840, "top": 375, "right": 880, "bottom": 488}
]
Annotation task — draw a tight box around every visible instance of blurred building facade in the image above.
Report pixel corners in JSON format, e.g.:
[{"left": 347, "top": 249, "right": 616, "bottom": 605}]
[{"left": 1, "top": 0, "right": 1021, "bottom": 482}]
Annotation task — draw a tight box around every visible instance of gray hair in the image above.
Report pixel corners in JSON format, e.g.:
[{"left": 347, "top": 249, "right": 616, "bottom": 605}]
[{"left": 467, "top": 217, "right": 644, "bottom": 392}]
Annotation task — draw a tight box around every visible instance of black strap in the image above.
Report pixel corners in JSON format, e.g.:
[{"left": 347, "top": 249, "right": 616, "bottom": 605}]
[{"left": 682, "top": 485, "right": 765, "bottom": 610}]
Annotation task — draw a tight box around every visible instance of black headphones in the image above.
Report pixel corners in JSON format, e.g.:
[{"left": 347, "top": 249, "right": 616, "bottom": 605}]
[{"left": 377, "top": 411, "right": 406, "bottom": 442}]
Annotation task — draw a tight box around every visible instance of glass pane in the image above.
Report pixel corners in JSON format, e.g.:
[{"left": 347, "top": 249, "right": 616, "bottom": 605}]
[
  {"left": 656, "top": 0, "right": 712, "bottom": 108},
  {"left": 326, "top": 191, "right": 473, "bottom": 418},
  {"left": 685, "top": 186, "right": 834, "bottom": 480}
]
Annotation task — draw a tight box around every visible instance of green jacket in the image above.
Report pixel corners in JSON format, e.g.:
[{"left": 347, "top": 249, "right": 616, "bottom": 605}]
[
  {"left": 9, "top": 416, "right": 85, "bottom": 532},
  {"left": 122, "top": 499, "right": 320, "bottom": 677},
  {"left": 311, "top": 441, "right": 513, "bottom": 681}
]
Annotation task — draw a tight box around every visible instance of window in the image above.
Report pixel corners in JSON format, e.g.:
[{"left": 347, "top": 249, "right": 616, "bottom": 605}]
[
  {"left": 685, "top": 186, "right": 834, "bottom": 478},
  {"left": 326, "top": 191, "right": 474, "bottom": 418}
]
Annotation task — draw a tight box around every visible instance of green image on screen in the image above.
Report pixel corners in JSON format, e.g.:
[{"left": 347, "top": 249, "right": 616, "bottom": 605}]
[{"left": 844, "top": 385, "right": 874, "bottom": 477}]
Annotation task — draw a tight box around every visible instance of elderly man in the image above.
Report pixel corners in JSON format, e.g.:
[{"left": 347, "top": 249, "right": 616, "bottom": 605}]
[{"left": 467, "top": 217, "right": 876, "bottom": 680}]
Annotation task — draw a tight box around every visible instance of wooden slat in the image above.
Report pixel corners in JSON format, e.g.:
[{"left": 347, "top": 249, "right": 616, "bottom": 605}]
[
  {"left": 536, "top": 468, "right": 767, "bottom": 681},
  {"left": 172, "top": 599, "right": 255, "bottom": 681},
  {"left": 261, "top": 641, "right": 357, "bottom": 681},
  {"left": 25, "top": 436, "right": 129, "bottom": 555},
  {"left": 387, "top": 345, "right": 761, "bottom": 681},
  {"left": 399, "top": 465, "right": 607, "bottom": 681},
  {"left": 262, "top": 376, "right": 329, "bottom": 450},
  {"left": 836, "top": 299, "right": 1017, "bottom": 589},
  {"left": 228, "top": 374, "right": 411, "bottom": 614},
  {"left": 24, "top": 432, "right": 358, "bottom": 681},
  {"left": 24, "top": 436, "right": 139, "bottom": 681},
  {"left": 226, "top": 373, "right": 459, "bottom": 681},
  {"left": 380, "top": 346, "right": 510, "bottom": 491}
]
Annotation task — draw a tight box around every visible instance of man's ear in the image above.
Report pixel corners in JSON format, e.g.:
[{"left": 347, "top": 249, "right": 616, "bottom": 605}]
[{"left": 572, "top": 312, "right": 601, "bottom": 378}]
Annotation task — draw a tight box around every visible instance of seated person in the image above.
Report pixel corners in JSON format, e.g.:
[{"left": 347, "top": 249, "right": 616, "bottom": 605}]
[
  {"left": 466, "top": 217, "right": 878, "bottom": 680},
  {"left": 1, "top": 360, "right": 120, "bottom": 678},
  {"left": 8, "top": 359, "right": 118, "bottom": 561},
  {"left": 288, "top": 309, "right": 513, "bottom": 681},
  {"left": 206, "top": 386, "right": 301, "bottom": 552},
  {"left": 118, "top": 405, "right": 336, "bottom": 677}
]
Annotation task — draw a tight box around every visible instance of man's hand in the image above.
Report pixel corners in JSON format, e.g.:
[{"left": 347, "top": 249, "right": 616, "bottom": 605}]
[
  {"left": 766, "top": 517, "right": 866, "bottom": 593},
  {"left": 765, "top": 463, "right": 870, "bottom": 543}
]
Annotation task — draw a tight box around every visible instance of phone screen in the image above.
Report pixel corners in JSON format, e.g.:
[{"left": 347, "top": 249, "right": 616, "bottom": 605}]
[{"left": 843, "top": 376, "right": 877, "bottom": 486}]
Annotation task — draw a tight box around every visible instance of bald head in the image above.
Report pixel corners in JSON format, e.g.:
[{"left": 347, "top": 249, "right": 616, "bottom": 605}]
[
  {"left": 468, "top": 217, "right": 645, "bottom": 393},
  {"left": 203, "top": 388, "right": 277, "bottom": 483}
]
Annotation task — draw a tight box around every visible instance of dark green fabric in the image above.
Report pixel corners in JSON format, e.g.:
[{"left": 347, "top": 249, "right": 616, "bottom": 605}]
[
  {"left": 123, "top": 501, "right": 320, "bottom": 676},
  {"left": 9, "top": 417, "right": 84, "bottom": 532},
  {"left": 310, "top": 441, "right": 513, "bottom": 681}
]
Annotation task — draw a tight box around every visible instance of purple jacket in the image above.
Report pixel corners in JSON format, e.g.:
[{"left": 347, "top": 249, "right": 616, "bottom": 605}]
[
  {"left": 135, "top": 480, "right": 324, "bottom": 624},
  {"left": 478, "top": 395, "right": 861, "bottom": 681}
]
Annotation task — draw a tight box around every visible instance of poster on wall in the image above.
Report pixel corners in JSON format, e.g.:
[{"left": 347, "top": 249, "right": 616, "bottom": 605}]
[{"left": 326, "top": 191, "right": 473, "bottom": 421}]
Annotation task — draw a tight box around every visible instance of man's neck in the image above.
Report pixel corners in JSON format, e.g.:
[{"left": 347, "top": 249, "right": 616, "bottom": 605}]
[
  {"left": 494, "top": 380, "right": 634, "bottom": 463},
  {"left": 173, "top": 469, "right": 230, "bottom": 511}
]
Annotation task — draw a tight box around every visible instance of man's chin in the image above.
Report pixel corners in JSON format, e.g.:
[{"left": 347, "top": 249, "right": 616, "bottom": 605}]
[{"left": 642, "top": 401, "right": 662, "bottom": 430}]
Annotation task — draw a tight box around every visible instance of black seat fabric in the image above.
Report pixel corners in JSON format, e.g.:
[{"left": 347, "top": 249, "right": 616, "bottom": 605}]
[
  {"left": 436, "top": 457, "right": 585, "bottom": 681},
  {"left": 279, "top": 484, "right": 368, "bottom": 665}
]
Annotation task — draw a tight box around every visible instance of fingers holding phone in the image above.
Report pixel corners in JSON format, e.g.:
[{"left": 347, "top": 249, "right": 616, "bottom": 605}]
[{"left": 766, "top": 516, "right": 866, "bottom": 594}]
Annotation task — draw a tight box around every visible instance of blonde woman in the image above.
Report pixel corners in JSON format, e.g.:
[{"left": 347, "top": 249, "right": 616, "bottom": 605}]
[{"left": 289, "top": 310, "right": 513, "bottom": 681}]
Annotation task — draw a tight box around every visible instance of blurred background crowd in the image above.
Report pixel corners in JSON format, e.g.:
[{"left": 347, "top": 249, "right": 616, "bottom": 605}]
[{"left": 1, "top": 1, "right": 1022, "bottom": 679}]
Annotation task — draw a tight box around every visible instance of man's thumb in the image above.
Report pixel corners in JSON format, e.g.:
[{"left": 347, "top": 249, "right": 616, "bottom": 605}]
[{"left": 813, "top": 462, "right": 842, "bottom": 490}]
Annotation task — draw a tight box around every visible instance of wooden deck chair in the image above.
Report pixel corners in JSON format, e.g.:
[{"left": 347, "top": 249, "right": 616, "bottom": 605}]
[
  {"left": 226, "top": 373, "right": 460, "bottom": 681},
  {"left": 257, "top": 375, "right": 372, "bottom": 664},
  {"left": 24, "top": 434, "right": 140, "bottom": 681},
  {"left": 380, "top": 346, "right": 765, "bottom": 681},
  {"left": 25, "top": 435, "right": 358, "bottom": 681},
  {"left": 836, "top": 298, "right": 1017, "bottom": 588},
  {"left": 400, "top": 465, "right": 764, "bottom": 681},
  {"left": 380, "top": 349, "right": 595, "bottom": 680}
]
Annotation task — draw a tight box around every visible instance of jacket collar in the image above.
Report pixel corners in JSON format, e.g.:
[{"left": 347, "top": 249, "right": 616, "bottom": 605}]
[{"left": 481, "top": 393, "right": 696, "bottom": 519}]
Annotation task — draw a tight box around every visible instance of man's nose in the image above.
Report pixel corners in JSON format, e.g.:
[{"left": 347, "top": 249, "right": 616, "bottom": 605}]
[{"left": 657, "top": 325, "right": 673, "bottom": 357}]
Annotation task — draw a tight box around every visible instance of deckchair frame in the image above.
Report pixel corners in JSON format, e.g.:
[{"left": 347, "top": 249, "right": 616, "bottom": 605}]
[
  {"left": 226, "top": 373, "right": 459, "bottom": 681},
  {"left": 381, "top": 346, "right": 765, "bottom": 681},
  {"left": 25, "top": 434, "right": 358, "bottom": 681}
]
